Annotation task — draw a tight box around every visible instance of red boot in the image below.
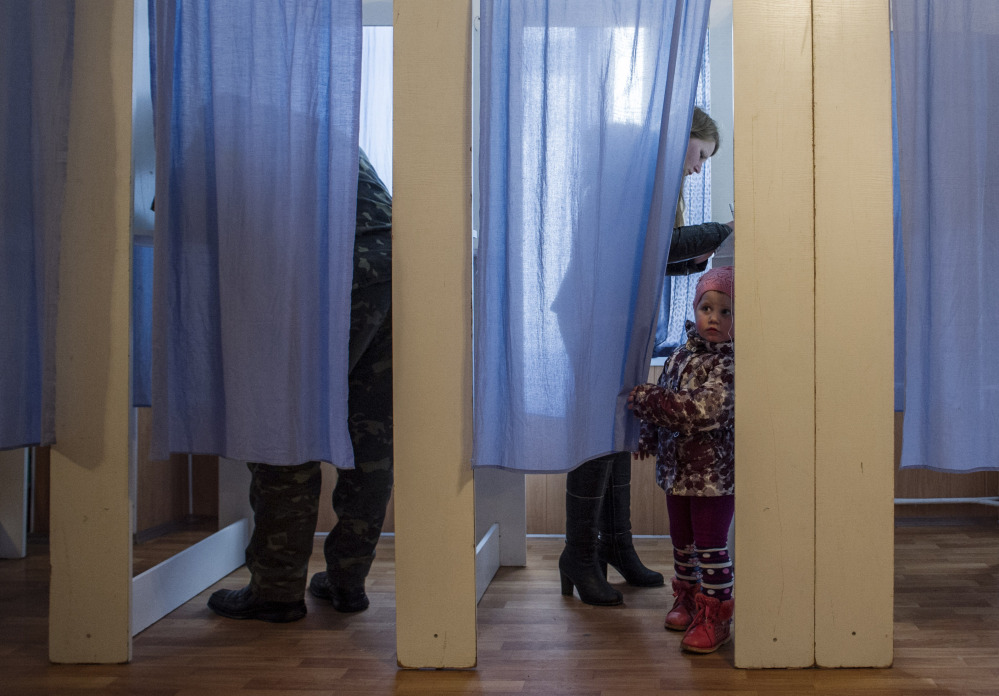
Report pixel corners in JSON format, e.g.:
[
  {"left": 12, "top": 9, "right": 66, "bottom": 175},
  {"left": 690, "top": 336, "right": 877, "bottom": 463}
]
[
  {"left": 681, "top": 594, "right": 733, "bottom": 653},
  {"left": 664, "top": 578, "right": 699, "bottom": 631}
]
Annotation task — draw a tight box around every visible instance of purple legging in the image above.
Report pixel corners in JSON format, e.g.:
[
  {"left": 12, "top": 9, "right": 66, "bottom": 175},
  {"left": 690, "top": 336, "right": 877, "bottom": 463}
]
[{"left": 666, "top": 494, "right": 734, "bottom": 551}]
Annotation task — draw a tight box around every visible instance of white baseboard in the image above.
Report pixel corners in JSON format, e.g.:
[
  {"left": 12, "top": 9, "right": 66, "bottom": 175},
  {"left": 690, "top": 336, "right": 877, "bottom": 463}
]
[
  {"left": 474, "top": 523, "right": 500, "bottom": 604},
  {"left": 131, "top": 518, "right": 250, "bottom": 635}
]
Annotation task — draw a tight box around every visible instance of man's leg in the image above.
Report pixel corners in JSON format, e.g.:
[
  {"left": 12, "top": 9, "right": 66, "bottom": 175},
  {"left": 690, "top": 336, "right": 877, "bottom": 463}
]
[
  {"left": 310, "top": 281, "right": 393, "bottom": 612},
  {"left": 209, "top": 461, "right": 321, "bottom": 622}
]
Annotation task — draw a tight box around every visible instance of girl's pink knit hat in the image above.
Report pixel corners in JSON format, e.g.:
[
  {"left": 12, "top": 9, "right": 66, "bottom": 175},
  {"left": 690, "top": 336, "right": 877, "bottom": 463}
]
[{"left": 693, "top": 265, "right": 735, "bottom": 309}]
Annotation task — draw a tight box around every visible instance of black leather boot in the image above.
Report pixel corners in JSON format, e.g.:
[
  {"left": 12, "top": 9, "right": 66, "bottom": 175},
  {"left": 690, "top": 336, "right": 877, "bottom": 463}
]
[
  {"left": 597, "top": 452, "right": 664, "bottom": 587},
  {"left": 559, "top": 457, "right": 623, "bottom": 606}
]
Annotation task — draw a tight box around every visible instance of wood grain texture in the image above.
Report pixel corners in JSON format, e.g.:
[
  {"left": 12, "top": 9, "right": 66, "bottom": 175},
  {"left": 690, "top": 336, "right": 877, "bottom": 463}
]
[
  {"left": 812, "top": 0, "right": 894, "bottom": 667},
  {"left": 732, "top": 0, "right": 817, "bottom": 667},
  {"left": 392, "top": 0, "right": 476, "bottom": 667},
  {"left": 48, "top": 0, "right": 134, "bottom": 663},
  {"left": 2, "top": 523, "right": 996, "bottom": 693}
]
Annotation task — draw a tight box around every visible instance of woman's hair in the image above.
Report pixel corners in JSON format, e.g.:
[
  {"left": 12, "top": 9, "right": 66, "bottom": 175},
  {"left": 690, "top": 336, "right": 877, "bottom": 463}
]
[
  {"left": 690, "top": 106, "right": 720, "bottom": 156},
  {"left": 675, "top": 107, "right": 721, "bottom": 226}
]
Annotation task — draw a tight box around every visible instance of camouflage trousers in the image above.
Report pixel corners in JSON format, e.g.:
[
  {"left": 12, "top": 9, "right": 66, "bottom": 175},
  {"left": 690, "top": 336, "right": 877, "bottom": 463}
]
[{"left": 246, "top": 281, "right": 393, "bottom": 602}]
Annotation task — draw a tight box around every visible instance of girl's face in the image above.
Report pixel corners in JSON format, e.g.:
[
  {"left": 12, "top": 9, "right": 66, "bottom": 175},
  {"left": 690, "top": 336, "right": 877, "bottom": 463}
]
[
  {"left": 695, "top": 290, "right": 734, "bottom": 343},
  {"left": 684, "top": 137, "right": 715, "bottom": 176}
]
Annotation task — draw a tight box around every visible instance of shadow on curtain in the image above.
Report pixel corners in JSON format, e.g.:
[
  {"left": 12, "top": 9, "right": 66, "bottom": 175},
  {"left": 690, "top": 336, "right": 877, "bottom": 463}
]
[
  {"left": 473, "top": 0, "right": 710, "bottom": 473},
  {"left": 148, "top": 0, "right": 361, "bottom": 466},
  {"left": 0, "top": 1, "right": 74, "bottom": 450}
]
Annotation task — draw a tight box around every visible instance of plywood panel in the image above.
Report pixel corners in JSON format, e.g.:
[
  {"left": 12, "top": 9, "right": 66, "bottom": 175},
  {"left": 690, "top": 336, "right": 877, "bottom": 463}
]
[
  {"left": 812, "top": 0, "right": 894, "bottom": 667},
  {"left": 189, "top": 454, "right": 219, "bottom": 518},
  {"left": 525, "top": 472, "right": 549, "bottom": 534},
  {"left": 732, "top": 0, "right": 817, "bottom": 669},
  {"left": 629, "top": 456, "right": 659, "bottom": 536},
  {"left": 544, "top": 473, "right": 567, "bottom": 535},
  {"left": 0, "top": 449, "right": 28, "bottom": 558},
  {"left": 135, "top": 409, "right": 187, "bottom": 535},
  {"left": 393, "top": 0, "right": 476, "bottom": 668},
  {"left": 30, "top": 447, "right": 50, "bottom": 534}
]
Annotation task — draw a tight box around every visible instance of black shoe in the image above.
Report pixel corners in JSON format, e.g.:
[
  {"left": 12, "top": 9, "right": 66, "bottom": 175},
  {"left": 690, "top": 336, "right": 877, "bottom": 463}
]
[
  {"left": 309, "top": 572, "right": 370, "bottom": 613},
  {"left": 207, "top": 585, "right": 306, "bottom": 623}
]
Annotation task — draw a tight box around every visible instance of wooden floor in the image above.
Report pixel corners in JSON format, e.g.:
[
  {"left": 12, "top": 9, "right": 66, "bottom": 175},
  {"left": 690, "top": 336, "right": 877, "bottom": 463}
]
[{"left": 1, "top": 522, "right": 997, "bottom": 695}]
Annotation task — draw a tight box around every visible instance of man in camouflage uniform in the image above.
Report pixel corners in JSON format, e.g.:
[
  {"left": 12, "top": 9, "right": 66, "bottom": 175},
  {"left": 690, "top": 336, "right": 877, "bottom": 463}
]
[{"left": 208, "top": 150, "right": 393, "bottom": 622}]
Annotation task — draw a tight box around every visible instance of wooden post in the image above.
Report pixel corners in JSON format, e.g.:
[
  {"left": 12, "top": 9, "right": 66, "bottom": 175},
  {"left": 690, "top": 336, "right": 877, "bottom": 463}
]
[
  {"left": 49, "top": 0, "right": 134, "bottom": 663},
  {"left": 813, "top": 0, "right": 894, "bottom": 667},
  {"left": 733, "top": 0, "right": 817, "bottom": 668},
  {"left": 734, "top": 0, "right": 894, "bottom": 667},
  {"left": 393, "top": 0, "right": 478, "bottom": 668}
]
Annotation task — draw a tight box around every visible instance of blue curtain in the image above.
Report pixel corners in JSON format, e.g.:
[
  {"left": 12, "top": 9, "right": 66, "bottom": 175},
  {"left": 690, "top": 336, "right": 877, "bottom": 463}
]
[
  {"left": 474, "top": 0, "right": 710, "bottom": 472},
  {"left": 657, "top": 30, "right": 712, "bottom": 352},
  {"left": 892, "top": 0, "right": 999, "bottom": 472},
  {"left": 0, "top": 1, "right": 74, "bottom": 450},
  {"left": 149, "top": 0, "right": 362, "bottom": 467}
]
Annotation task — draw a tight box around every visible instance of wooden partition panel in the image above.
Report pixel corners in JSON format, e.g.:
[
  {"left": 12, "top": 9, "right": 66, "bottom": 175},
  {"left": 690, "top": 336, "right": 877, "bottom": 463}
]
[
  {"left": 135, "top": 410, "right": 188, "bottom": 538},
  {"left": 813, "top": 0, "right": 894, "bottom": 667},
  {"left": 393, "top": 0, "right": 477, "bottom": 668},
  {"left": 732, "top": 0, "right": 817, "bottom": 669},
  {"left": 49, "top": 0, "right": 134, "bottom": 663},
  {"left": 733, "top": 0, "right": 894, "bottom": 668}
]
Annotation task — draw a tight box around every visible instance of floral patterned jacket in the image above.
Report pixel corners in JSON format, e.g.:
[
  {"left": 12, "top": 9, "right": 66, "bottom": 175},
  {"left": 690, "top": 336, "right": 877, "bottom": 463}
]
[{"left": 630, "top": 321, "right": 734, "bottom": 496}]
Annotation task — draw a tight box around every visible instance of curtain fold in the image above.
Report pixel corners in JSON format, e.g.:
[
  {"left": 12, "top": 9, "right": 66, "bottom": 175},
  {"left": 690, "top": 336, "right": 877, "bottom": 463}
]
[
  {"left": 0, "top": 1, "right": 74, "bottom": 450},
  {"left": 893, "top": 0, "right": 999, "bottom": 472},
  {"left": 657, "top": 30, "right": 711, "bottom": 353},
  {"left": 474, "top": 0, "right": 709, "bottom": 472},
  {"left": 149, "top": 0, "right": 361, "bottom": 466}
]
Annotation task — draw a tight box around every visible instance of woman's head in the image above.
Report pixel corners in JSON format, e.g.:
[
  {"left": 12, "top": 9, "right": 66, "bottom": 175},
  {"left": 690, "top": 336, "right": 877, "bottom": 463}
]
[
  {"left": 676, "top": 108, "right": 720, "bottom": 225},
  {"left": 690, "top": 106, "right": 720, "bottom": 150},
  {"left": 683, "top": 107, "right": 720, "bottom": 177},
  {"left": 693, "top": 265, "right": 734, "bottom": 342}
]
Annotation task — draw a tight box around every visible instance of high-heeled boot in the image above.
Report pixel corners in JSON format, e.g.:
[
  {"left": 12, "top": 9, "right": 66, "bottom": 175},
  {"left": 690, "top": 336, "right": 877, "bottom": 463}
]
[
  {"left": 559, "top": 457, "right": 623, "bottom": 606},
  {"left": 596, "top": 452, "right": 664, "bottom": 587}
]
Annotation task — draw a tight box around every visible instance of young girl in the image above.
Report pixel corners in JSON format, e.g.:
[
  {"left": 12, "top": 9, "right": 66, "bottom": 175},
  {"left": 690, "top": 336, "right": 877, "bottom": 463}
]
[{"left": 628, "top": 265, "right": 735, "bottom": 653}]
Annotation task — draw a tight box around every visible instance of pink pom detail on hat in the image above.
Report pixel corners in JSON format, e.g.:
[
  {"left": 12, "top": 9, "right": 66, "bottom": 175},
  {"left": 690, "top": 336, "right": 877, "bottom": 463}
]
[{"left": 693, "top": 265, "right": 734, "bottom": 309}]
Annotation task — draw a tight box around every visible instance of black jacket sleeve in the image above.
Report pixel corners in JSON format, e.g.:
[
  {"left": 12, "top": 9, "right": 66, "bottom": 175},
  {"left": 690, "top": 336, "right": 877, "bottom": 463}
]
[{"left": 665, "top": 221, "right": 732, "bottom": 276}]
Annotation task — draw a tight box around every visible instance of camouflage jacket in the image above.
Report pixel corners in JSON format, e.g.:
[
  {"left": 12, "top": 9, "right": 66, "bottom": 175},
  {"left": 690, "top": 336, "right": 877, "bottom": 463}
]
[
  {"left": 631, "top": 321, "right": 734, "bottom": 496},
  {"left": 354, "top": 149, "right": 392, "bottom": 289}
]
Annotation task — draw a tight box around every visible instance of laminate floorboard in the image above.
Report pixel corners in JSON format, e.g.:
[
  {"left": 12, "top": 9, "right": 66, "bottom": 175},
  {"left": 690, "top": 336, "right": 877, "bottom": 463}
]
[{"left": 1, "top": 522, "right": 996, "bottom": 695}]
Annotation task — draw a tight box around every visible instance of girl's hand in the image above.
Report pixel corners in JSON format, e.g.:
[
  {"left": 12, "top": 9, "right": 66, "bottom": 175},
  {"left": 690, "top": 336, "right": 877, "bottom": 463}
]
[{"left": 627, "top": 384, "right": 648, "bottom": 410}]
